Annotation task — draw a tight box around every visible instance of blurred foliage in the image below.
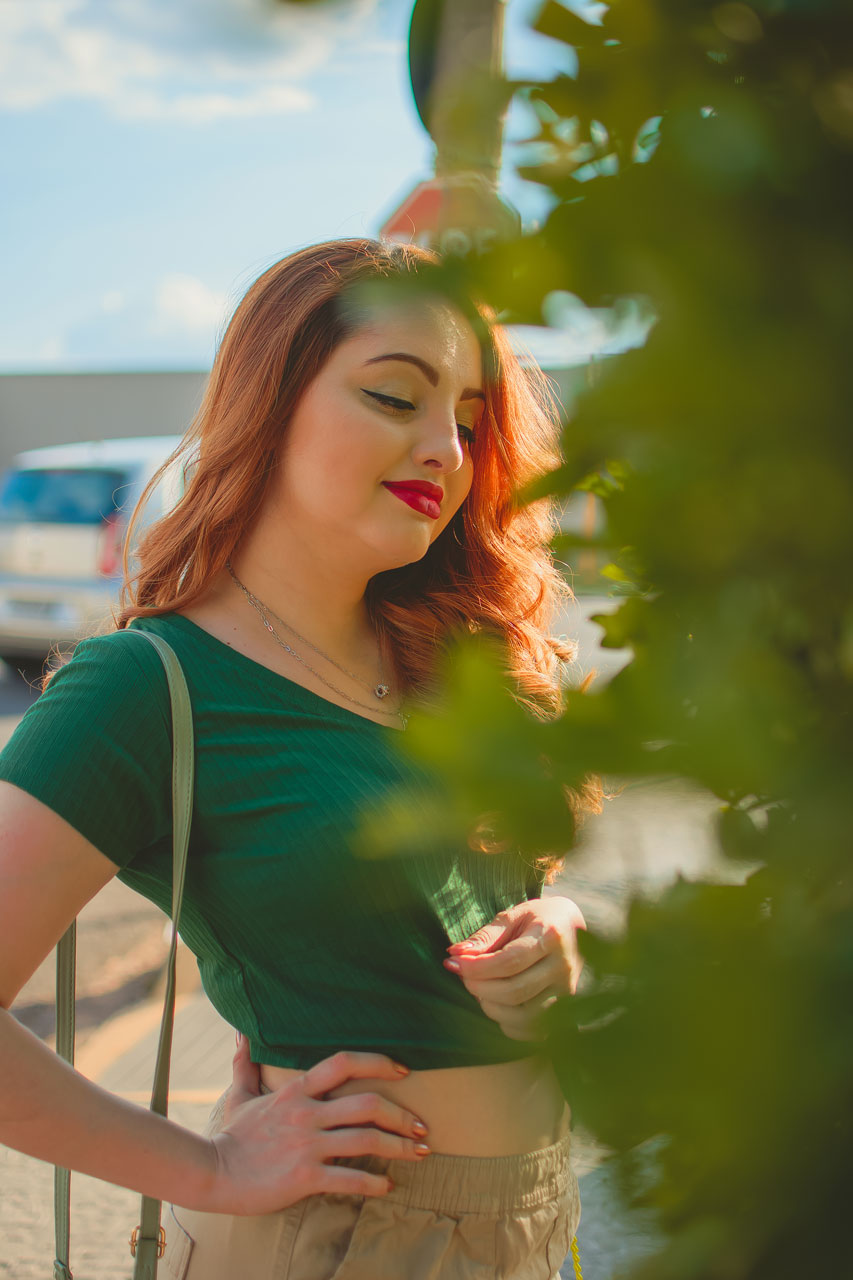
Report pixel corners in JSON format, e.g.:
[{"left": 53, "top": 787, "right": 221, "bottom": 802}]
[
  {"left": 371, "top": 1, "right": 853, "bottom": 1276},
  {"left": 281, "top": 0, "right": 851, "bottom": 1271}
]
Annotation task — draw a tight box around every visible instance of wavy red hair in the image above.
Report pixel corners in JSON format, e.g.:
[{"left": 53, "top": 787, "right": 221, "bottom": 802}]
[{"left": 108, "top": 238, "right": 598, "bottom": 876}]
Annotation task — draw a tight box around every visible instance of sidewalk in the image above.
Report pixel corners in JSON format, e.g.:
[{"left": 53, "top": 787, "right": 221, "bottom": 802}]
[{"left": 1, "top": 951, "right": 225, "bottom": 1280}]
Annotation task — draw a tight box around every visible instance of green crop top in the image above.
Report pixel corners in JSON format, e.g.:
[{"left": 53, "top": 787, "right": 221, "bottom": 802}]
[{"left": 0, "top": 613, "right": 548, "bottom": 1070}]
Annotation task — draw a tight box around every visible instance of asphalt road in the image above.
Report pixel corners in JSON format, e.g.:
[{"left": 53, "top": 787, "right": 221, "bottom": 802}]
[{"left": 0, "top": 661, "right": 42, "bottom": 747}]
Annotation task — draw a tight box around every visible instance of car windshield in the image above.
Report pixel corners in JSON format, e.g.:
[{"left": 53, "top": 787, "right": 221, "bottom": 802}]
[{"left": 0, "top": 467, "right": 131, "bottom": 525}]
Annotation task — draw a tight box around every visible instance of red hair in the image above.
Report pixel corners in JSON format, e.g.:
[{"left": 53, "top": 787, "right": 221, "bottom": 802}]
[{"left": 112, "top": 238, "right": 598, "bottom": 876}]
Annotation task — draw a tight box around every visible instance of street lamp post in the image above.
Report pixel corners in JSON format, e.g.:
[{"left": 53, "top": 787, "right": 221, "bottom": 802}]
[
  {"left": 409, "top": 0, "right": 508, "bottom": 183},
  {"left": 381, "top": 0, "right": 519, "bottom": 252}
]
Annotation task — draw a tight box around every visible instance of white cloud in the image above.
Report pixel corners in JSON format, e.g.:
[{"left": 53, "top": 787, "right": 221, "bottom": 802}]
[
  {"left": 37, "top": 336, "right": 68, "bottom": 362},
  {"left": 131, "top": 83, "right": 312, "bottom": 123},
  {"left": 153, "top": 274, "right": 229, "bottom": 336},
  {"left": 101, "top": 291, "right": 125, "bottom": 314},
  {"left": 0, "top": 0, "right": 380, "bottom": 121},
  {"left": 351, "top": 37, "right": 405, "bottom": 56}
]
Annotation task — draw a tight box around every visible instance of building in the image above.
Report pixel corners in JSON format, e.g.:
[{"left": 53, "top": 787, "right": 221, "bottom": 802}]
[{"left": 0, "top": 371, "right": 208, "bottom": 473}]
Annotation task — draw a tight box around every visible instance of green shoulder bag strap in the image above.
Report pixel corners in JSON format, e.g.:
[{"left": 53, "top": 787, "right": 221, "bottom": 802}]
[{"left": 53, "top": 626, "right": 195, "bottom": 1280}]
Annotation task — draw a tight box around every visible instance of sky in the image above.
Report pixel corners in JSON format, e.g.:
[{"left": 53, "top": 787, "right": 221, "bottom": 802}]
[{"left": 0, "top": 0, "right": 632, "bottom": 374}]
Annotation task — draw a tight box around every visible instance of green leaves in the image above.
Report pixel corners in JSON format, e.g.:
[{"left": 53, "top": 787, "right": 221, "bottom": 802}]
[
  {"left": 532, "top": 1, "right": 607, "bottom": 50},
  {"left": 397, "top": 1, "right": 853, "bottom": 1274},
  {"left": 399, "top": 633, "right": 584, "bottom": 856}
]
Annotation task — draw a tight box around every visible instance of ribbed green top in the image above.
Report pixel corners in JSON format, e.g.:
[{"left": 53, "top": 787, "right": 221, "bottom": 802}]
[{"left": 0, "top": 613, "right": 547, "bottom": 1069}]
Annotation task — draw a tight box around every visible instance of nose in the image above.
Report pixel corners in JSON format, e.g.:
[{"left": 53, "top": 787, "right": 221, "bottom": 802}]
[{"left": 411, "top": 406, "right": 468, "bottom": 474}]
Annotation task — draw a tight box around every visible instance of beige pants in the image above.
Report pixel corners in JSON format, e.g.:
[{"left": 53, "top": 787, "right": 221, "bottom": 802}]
[{"left": 163, "top": 1088, "right": 580, "bottom": 1280}]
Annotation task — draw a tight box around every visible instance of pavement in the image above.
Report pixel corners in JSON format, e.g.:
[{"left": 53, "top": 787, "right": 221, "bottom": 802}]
[{"left": 1, "top": 773, "right": 739, "bottom": 1280}]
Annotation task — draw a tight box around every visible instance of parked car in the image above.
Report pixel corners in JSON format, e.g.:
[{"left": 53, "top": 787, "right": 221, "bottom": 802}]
[{"left": 0, "top": 436, "right": 184, "bottom": 662}]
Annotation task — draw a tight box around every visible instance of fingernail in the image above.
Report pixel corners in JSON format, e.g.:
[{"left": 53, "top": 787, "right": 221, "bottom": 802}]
[
  {"left": 235, "top": 1030, "right": 243, "bottom": 1047},
  {"left": 412, "top": 1120, "right": 428, "bottom": 1137},
  {"left": 414, "top": 1142, "right": 431, "bottom": 1156},
  {"left": 392, "top": 1061, "right": 410, "bottom": 1075},
  {"left": 444, "top": 958, "right": 461, "bottom": 972},
  {"left": 385, "top": 1178, "right": 395, "bottom": 1192}
]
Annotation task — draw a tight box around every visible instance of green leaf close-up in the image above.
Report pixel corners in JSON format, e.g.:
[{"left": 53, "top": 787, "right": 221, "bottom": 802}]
[{"left": 372, "top": 1, "right": 853, "bottom": 1275}]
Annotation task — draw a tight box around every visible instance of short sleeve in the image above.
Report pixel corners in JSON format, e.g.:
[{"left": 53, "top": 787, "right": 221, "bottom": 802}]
[{"left": 0, "top": 631, "right": 172, "bottom": 867}]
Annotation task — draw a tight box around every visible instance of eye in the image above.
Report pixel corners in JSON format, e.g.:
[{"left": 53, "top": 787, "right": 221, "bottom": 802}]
[
  {"left": 364, "top": 389, "right": 475, "bottom": 447},
  {"left": 363, "top": 390, "right": 415, "bottom": 412}
]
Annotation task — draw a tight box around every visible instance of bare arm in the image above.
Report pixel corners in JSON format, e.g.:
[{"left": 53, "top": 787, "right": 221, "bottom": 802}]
[
  {"left": 0, "top": 781, "right": 430, "bottom": 1211},
  {"left": 0, "top": 780, "right": 219, "bottom": 1208}
]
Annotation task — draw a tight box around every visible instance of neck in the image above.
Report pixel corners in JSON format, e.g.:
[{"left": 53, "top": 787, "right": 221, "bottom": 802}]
[{"left": 223, "top": 521, "right": 382, "bottom": 673}]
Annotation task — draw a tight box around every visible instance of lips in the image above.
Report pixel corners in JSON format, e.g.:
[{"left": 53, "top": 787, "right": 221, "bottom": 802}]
[
  {"left": 383, "top": 480, "right": 444, "bottom": 504},
  {"left": 382, "top": 481, "right": 443, "bottom": 520}
]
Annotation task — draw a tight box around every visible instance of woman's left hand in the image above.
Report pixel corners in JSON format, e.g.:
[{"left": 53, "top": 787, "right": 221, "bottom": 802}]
[{"left": 442, "top": 896, "right": 586, "bottom": 1042}]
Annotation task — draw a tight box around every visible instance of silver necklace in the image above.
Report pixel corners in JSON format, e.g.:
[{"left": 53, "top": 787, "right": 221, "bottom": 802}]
[
  {"left": 228, "top": 561, "right": 390, "bottom": 700},
  {"left": 226, "top": 561, "right": 409, "bottom": 730}
]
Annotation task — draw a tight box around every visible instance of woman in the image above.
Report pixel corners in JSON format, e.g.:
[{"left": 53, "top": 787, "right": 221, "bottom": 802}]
[{"left": 0, "top": 239, "right": 590, "bottom": 1279}]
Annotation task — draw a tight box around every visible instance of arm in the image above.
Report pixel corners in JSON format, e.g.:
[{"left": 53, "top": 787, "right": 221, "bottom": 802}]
[
  {"left": 0, "top": 781, "right": 219, "bottom": 1208},
  {"left": 0, "top": 782, "right": 430, "bottom": 1210}
]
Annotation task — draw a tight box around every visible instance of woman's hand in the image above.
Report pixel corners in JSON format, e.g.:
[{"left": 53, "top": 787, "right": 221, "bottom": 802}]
[
  {"left": 442, "top": 896, "right": 586, "bottom": 1042},
  {"left": 205, "top": 1038, "right": 432, "bottom": 1214}
]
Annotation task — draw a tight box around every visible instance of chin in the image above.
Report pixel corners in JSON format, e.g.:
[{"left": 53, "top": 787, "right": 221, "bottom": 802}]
[
  {"left": 370, "top": 532, "right": 436, "bottom": 573},
  {"left": 384, "top": 546, "right": 432, "bottom": 571}
]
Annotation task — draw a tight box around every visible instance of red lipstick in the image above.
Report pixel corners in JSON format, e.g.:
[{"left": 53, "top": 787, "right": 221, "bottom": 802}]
[{"left": 382, "top": 481, "right": 443, "bottom": 520}]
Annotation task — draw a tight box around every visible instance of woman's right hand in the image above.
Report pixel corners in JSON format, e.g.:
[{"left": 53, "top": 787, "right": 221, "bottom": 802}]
[{"left": 205, "top": 1037, "right": 430, "bottom": 1214}]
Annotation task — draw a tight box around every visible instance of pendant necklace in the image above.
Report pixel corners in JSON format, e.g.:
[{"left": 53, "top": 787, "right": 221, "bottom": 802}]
[{"left": 226, "top": 561, "right": 409, "bottom": 730}]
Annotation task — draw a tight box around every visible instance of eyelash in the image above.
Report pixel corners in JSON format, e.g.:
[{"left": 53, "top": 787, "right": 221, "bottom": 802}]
[{"left": 363, "top": 390, "right": 476, "bottom": 446}]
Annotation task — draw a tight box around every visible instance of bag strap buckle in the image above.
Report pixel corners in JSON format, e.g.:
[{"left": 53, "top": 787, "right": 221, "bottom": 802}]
[{"left": 129, "top": 1225, "right": 166, "bottom": 1259}]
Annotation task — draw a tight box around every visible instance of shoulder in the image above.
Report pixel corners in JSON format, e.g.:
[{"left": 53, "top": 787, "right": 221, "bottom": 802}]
[
  {"left": 46, "top": 626, "right": 173, "bottom": 728},
  {"left": 0, "top": 626, "right": 177, "bottom": 868},
  {"left": 14, "top": 622, "right": 198, "bottom": 761}
]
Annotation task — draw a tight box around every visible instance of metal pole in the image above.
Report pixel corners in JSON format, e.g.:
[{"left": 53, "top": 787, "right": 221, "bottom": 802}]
[{"left": 409, "top": 0, "right": 508, "bottom": 185}]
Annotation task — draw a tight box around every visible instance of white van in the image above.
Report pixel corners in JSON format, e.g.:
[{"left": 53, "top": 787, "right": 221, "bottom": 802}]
[{"left": 0, "top": 436, "right": 184, "bottom": 661}]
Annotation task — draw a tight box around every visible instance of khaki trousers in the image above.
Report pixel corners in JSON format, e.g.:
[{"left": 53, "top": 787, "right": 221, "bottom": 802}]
[{"left": 163, "top": 1087, "right": 580, "bottom": 1280}]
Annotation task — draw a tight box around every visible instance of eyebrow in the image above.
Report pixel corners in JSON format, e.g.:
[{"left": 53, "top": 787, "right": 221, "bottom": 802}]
[{"left": 363, "top": 352, "right": 486, "bottom": 404}]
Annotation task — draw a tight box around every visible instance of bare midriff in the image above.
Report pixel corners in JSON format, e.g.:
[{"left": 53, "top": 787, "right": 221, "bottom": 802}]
[{"left": 259, "top": 1054, "right": 570, "bottom": 1156}]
